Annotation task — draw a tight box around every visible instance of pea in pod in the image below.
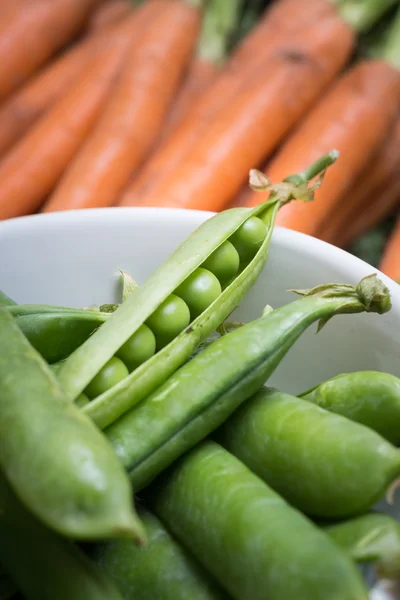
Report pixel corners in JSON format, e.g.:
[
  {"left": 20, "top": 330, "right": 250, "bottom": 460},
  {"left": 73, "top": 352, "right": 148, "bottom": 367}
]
[
  {"left": 90, "top": 504, "right": 228, "bottom": 600},
  {"left": 218, "top": 386, "right": 400, "bottom": 519},
  {"left": 149, "top": 440, "right": 368, "bottom": 600},
  {"left": 300, "top": 371, "right": 400, "bottom": 445},
  {"left": 322, "top": 512, "right": 400, "bottom": 579},
  {"left": 0, "top": 472, "right": 124, "bottom": 600},
  {"left": 0, "top": 308, "right": 145, "bottom": 542},
  {"left": 55, "top": 152, "right": 339, "bottom": 430},
  {"left": 105, "top": 274, "right": 391, "bottom": 492}
]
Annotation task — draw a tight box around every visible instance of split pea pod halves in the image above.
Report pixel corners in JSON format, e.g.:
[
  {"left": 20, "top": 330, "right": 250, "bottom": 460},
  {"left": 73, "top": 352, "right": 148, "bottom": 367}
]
[
  {"left": 218, "top": 386, "right": 400, "bottom": 518},
  {"left": 0, "top": 308, "right": 144, "bottom": 542},
  {"left": 0, "top": 472, "right": 124, "bottom": 600},
  {"left": 56, "top": 153, "right": 338, "bottom": 429},
  {"left": 150, "top": 440, "right": 368, "bottom": 600},
  {"left": 106, "top": 274, "right": 392, "bottom": 492},
  {"left": 300, "top": 371, "right": 400, "bottom": 445},
  {"left": 90, "top": 504, "right": 228, "bottom": 600}
]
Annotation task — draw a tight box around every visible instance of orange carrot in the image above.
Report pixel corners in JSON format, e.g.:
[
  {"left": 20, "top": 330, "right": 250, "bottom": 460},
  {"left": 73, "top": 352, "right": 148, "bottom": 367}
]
[
  {"left": 119, "top": 0, "right": 348, "bottom": 207},
  {"left": 0, "top": 17, "right": 146, "bottom": 221},
  {"left": 379, "top": 216, "right": 400, "bottom": 281},
  {"left": 320, "top": 118, "right": 400, "bottom": 247},
  {"left": 0, "top": 0, "right": 104, "bottom": 101},
  {"left": 42, "top": 0, "right": 201, "bottom": 214},
  {"left": 89, "top": 0, "right": 133, "bottom": 31},
  {"left": 0, "top": 4, "right": 144, "bottom": 160},
  {"left": 121, "top": 13, "right": 354, "bottom": 211}
]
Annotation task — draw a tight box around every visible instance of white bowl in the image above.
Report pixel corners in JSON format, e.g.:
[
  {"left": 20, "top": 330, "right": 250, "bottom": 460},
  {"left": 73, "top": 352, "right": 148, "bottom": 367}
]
[{"left": 1, "top": 207, "right": 400, "bottom": 598}]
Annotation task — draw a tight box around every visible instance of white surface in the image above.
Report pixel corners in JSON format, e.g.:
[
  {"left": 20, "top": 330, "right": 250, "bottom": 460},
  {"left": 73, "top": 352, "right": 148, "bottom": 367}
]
[{"left": 1, "top": 207, "right": 400, "bottom": 596}]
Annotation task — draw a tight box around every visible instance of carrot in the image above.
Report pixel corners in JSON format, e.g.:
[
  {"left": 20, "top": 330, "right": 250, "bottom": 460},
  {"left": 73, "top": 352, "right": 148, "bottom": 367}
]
[
  {"left": 0, "top": 17, "right": 145, "bottom": 221},
  {"left": 89, "top": 0, "right": 133, "bottom": 31},
  {"left": 319, "top": 118, "right": 400, "bottom": 247},
  {"left": 42, "top": 0, "right": 202, "bottom": 214},
  {"left": 379, "top": 216, "right": 400, "bottom": 281},
  {"left": 0, "top": 0, "right": 104, "bottom": 101},
  {"left": 250, "top": 8, "right": 400, "bottom": 237},
  {"left": 123, "top": 13, "right": 356, "bottom": 211},
  {"left": 158, "top": 0, "right": 243, "bottom": 143}
]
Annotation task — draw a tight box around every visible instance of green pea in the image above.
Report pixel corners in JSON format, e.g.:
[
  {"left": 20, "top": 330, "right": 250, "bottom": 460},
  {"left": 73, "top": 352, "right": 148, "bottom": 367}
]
[
  {"left": 85, "top": 357, "right": 129, "bottom": 399},
  {"left": 218, "top": 387, "right": 400, "bottom": 519},
  {"left": 175, "top": 268, "right": 221, "bottom": 319},
  {"left": 146, "top": 294, "right": 190, "bottom": 349},
  {"left": 116, "top": 325, "right": 156, "bottom": 371},
  {"left": 229, "top": 216, "right": 267, "bottom": 262},
  {"left": 202, "top": 241, "right": 240, "bottom": 287}
]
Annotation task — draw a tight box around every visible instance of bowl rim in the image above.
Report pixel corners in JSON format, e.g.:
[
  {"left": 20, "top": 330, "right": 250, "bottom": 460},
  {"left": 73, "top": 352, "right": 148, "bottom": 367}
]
[{"left": 1, "top": 206, "right": 399, "bottom": 305}]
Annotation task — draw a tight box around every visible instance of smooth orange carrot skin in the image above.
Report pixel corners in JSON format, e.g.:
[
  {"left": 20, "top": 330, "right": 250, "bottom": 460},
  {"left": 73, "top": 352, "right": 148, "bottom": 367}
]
[
  {"left": 320, "top": 119, "right": 400, "bottom": 246},
  {"left": 43, "top": 0, "right": 200, "bottom": 214},
  {"left": 252, "top": 61, "right": 400, "bottom": 236},
  {"left": 0, "top": 29, "right": 137, "bottom": 221},
  {"left": 127, "top": 16, "right": 353, "bottom": 211},
  {"left": 0, "top": 0, "right": 103, "bottom": 101},
  {"left": 89, "top": 0, "right": 132, "bottom": 31},
  {"left": 158, "top": 57, "right": 219, "bottom": 143},
  {"left": 119, "top": 0, "right": 349, "bottom": 207},
  {"left": 379, "top": 217, "right": 400, "bottom": 281}
]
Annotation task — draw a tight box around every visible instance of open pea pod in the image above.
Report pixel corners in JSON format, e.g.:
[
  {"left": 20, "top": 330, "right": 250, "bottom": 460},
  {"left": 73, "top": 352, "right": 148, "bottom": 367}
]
[{"left": 57, "top": 151, "right": 339, "bottom": 429}]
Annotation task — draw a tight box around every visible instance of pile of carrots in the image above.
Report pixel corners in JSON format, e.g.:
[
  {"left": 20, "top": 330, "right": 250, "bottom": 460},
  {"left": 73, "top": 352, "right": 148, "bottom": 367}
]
[{"left": 0, "top": 0, "right": 399, "bottom": 281}]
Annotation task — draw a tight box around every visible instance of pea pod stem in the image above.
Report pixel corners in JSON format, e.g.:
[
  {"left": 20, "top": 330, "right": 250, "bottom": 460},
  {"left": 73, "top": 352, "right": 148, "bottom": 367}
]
[{"left": 105, "top": 274, "right": 391, "bottom": 492}]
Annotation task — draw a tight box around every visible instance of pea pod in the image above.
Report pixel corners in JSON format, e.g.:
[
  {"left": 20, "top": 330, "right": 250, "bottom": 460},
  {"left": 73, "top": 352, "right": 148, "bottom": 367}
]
[
  {"left": 56, "top": 152, "right": 338, "bottom": 429},
  {"left": 106, "top": 274, "right": 391, "bottom": 492},
  {"left": 90, "top": 504, "right": 228, "bottom": 600},
  {"left": 0, "top": 308, "right": 145, "bottom": 542},
  {"left": 149, "top": 440, "right": 368, "bottom": 600},
  {"left": 0, "top": 472, "right": 124, "bottom": 600},
  {"left": 300, "top": 371, "right": 400, "bottom": 445},
  {"left": 322, "top": 513, "right": 400, "bottom": 579},
  {"left": 0, "top": 291, "right": 15, "bottom": 307},
  {"left": 218, "top": 386, "right": 400, "bottom": 519}
]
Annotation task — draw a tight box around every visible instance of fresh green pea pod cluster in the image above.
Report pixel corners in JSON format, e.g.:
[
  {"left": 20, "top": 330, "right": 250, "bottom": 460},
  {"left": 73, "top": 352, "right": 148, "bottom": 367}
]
[
  {"left": 149, "top": 440, "right": 368, "bottom": 600},
  {"left": 0, "top": 308, "right": 145, "bottom": 543},
  {"left": 300, "top": 371, "right": 400, "bottom": 445},
  {"left": 104, "top": 274, "right": 391, "bottom": 492},
  {"left": 90, "top": 504, "right": 228, "bottom": 600},
  {"left": 0, "top": 472, "right": 124, "bottom": 600},
  {"left": 218, "top": 386, "right": 400, "bottom": 519}
]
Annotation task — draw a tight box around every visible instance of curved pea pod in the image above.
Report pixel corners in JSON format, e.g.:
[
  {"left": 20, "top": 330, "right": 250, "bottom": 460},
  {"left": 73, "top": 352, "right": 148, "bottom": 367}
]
[
  {"left": 106, "top": 274, "right": 392, "bottom": 492},
  {"left": 149, "top": 440, "right": 368, "bottom": 600},
  {"left": 217, "top": 387, "right": 400, "bottom": 519},
  {"left": 13, "top": 309, "right": 109, "bottom": 363},
  {"left": 322, "top": 512, "right": 400, "bottom": 579},
  {"left": 90, "top": 504, "right": 228, "bottom": 600},
  {"left": 300, "top": 371, "right": 400, "bottom": 445},
  {"left": 0, "top": 308, "right": 145, "bottom": 543},
  {"left": 0, "top": 472, "right": 124, "bottom": 600},
  {"left": 56, "top": 152, "right": 339, "bottom": 429}
]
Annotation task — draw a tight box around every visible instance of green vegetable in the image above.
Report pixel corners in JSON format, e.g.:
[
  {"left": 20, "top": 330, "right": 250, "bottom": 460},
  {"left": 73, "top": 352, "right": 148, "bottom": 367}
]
[
  {"left": 202, "top": 240, "right": 240, "bottom": 286},
  {"left": 85, "top": 357, "right": 129, "bottom": 400},
  {"left": 57, "top": 152, "right": 338, "bottom": 430},
  {"left": 150, "top": 440, "right": 368, "bottom": 600},
  {"left": 146, "top": 294, "right": 191, "bottom": 349},
  {"left": 106, "top": 274, "right": 391, "bottom": 493},
  {"left": 218, "top": 387, "right": 400, "bottom": 519},
  {"left": 90, "top": 504, "right": 228, "bottom": 600},
  {"left": 300, "top": 371, "right": 400, "bottom": 445},
  {"left": 175, "top": 268, "right": 222, "bottom": 319},
  {"left": 0, "top": 291, "right": 15, "bottom": 307},
  {"left": 116, "top": 324, "right": 156, "bottom": 371},
  {"left": 229, "top": 215, "right": 267, "bottom": 263},
  {"left": 0, "top": 472, "right": 124, "bottom": 600},
  {"left": 322, "top": 512, "right": 400, "bottom": 579},
  {"left": 0, "top": 308, "right": 144, "bottom": 542}
]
